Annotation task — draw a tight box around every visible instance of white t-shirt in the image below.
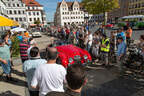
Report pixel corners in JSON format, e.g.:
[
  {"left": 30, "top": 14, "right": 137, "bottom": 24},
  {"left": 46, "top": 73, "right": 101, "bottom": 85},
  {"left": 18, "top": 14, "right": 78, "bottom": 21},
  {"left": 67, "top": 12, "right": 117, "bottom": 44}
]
[
  {"left": 31, "top": 64, "right": 66, "bottom": 96},
  {"left": 88, "top": 34, "right": 93, "bottom": 46}
]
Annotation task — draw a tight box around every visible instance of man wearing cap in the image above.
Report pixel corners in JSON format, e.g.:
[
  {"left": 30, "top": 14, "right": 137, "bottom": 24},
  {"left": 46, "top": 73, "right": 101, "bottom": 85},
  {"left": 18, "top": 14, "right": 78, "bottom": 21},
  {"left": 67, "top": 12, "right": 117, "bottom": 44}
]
[
  {"left": 100, "top": 34, "right": 110, "bottom": 67},
  {"left": 117, "top": 37, "right": 127, "bottom": 75},
  {"left": 0, "top": 38, "right": 12, "bottom": 81}
]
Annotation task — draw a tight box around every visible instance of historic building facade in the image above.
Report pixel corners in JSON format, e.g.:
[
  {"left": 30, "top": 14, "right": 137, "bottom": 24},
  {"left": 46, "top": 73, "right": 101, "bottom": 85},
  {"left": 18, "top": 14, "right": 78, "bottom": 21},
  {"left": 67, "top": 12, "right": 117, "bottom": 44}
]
[
  {"left": 129, "top": 0, "right": 144, "bottom": 15},
  {"left": 3, "top": 0, "right": 28, "bottom": 27},
  {"left": 55, "top": 0, "right": 85, "bottom": 26},
  {"left": 55, "top": 0, "right": 104, "bottom": 26},
  {"left": 0, "top": 0, "right": 8, "bottom": 17},
  {"left": 22, "top": 0, "right": 47, "bottom": 26}
]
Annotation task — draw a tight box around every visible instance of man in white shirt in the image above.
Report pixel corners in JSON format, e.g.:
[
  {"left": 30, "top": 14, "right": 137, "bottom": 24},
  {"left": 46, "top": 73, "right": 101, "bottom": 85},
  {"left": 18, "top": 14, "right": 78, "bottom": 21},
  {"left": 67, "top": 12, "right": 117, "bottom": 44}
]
[
  {"left": 23, "top": 47, "right": 46, "bottom": 96},
  {"left": 87, "top": 31, "right": 93, "bottom": 52},
  {"left": 31, "top": 47, "right": 66, "bottom": 96}
]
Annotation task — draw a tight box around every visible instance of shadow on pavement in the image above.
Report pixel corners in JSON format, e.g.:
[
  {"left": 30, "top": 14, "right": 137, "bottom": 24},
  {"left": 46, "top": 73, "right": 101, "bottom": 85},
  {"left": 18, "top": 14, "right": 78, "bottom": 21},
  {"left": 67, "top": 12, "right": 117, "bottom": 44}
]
[
  {"left": 0, "top": 76, "right": 27, "bottom": 87},
  {"left": 11, "top": 69, "right": 25, "bottom": 77},
  {"left": 82, "top": 72, "right": 144, "bottom": 96},
  {"left": 0, "top": 91, "right": 20, "bottom": 96}
]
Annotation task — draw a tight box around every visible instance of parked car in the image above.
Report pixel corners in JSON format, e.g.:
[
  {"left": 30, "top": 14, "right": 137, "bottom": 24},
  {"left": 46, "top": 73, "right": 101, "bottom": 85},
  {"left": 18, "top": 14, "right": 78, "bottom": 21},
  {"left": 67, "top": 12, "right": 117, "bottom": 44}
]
[
  {"left": 32, "top": 32, "right": 42, "bottom": 38},
  {"left": 55, "top": 44, "right": 92, "bottom": 68},
  {"left": 105, "top": 23, "right": 114, "bottom": 28}
]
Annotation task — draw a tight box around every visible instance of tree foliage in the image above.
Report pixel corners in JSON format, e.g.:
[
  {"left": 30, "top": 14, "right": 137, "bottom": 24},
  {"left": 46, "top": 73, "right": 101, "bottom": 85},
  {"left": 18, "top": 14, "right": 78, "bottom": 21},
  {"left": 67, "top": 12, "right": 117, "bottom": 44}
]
[
  {"left": 82, "top": 0, "right": 119, "bottom": 14},
  {"left": 34, "top": 20, "right": 41, "bottom": 25}
]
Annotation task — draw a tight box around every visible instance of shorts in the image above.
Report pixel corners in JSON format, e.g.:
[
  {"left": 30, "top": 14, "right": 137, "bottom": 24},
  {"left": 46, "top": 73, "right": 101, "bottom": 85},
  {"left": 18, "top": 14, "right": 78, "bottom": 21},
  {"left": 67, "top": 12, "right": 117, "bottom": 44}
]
[{"left": 0, "top": 60, "right": 11, "bottom": 74}]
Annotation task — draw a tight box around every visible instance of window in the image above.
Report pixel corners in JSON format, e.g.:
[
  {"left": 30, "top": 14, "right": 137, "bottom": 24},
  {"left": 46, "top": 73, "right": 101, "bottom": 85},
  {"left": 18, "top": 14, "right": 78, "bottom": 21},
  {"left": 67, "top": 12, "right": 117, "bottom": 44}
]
[
  {"left": 8, "top": 4, "right": 11, "bottom": 7},
  {"left": 63, "top": 12, "right": 64, "bottom": 15},
  {"left": 29, "top": 18, "right": 32, "bottom": 21},
  {"left": 34, "top": 18, "right": 36, "bottom": 21},
  {"left": 29, "top": 12, "right": 31, "bottom": 16},
  {"left": 9, "top": 10, "right": 12, "bottom": 14},
  {"left": 37, "top": 12, "right": 39, "bottom": 15},
  {"left": 19, "top": 18, "right": 22, "bottom": 21},
  {"left": 33, "top": 12, "right": 35, "bottom": 15},
  {"left": 13, "top": 4, "right": 15, "bottom": 7},
  {"left": 14, "top": 10, "right": 17, "bottom": 14},
  {"left": 17, "top": 4, "right": 19, "bottom": 7},
  {"left": 23, "top": 11, "right": 25, "bottom": 14},
  {"left": 38, "top": 18, "right": 40, "bottom": 21},
  {"left": 15, "top": 18, "right": 18, "bottom": 21},
  {"left": 18, "top": 11, "right": 21, "bottom": 14},
  {"left": 24, "top": 17, "right": 26, "bottom": 21}
]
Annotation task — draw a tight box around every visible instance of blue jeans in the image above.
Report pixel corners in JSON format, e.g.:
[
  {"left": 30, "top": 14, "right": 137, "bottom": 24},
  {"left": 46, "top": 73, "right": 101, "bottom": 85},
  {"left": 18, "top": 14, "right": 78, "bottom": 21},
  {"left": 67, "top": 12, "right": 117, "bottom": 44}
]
[{"left": 0, "top": 60, "right": 11, "bottom": 74}]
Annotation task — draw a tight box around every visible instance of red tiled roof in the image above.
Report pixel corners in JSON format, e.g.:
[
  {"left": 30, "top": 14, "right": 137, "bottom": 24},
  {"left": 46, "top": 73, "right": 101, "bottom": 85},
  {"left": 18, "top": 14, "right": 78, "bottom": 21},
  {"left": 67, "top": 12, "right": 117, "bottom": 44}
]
[{"left": 22, "top": 0, "right": 42, "bottom": 7}]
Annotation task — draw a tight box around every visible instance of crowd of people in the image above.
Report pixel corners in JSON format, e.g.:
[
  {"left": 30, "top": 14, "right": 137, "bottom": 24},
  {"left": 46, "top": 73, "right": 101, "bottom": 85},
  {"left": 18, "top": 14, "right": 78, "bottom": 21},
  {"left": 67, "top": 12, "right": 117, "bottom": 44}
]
[
  {"left": 0, "top": 25, "right": 144, "bottom": 96},
  {"left": 53, "top": 25, "right": 144, "bottom": 73}
]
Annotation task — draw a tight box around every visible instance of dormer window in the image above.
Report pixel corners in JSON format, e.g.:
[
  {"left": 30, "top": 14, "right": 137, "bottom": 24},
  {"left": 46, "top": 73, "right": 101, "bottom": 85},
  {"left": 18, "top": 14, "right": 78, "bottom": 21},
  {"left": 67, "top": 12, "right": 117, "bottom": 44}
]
[{"left": 29, "top": 2, "right": 35, "bottom": 4}]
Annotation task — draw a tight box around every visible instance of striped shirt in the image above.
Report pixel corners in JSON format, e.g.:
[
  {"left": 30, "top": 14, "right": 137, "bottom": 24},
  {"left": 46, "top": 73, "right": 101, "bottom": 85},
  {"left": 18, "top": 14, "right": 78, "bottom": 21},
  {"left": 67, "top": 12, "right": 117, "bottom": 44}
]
[{"left": 19, "top": 41, "right": 29, "bottom": 60}]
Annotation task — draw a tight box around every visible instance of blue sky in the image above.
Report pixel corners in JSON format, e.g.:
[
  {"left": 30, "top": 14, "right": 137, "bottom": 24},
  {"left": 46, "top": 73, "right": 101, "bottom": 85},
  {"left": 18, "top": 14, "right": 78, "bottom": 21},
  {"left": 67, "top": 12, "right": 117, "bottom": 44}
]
[{"left": 36, "top": 0, "right": 81, "bottom": 22}]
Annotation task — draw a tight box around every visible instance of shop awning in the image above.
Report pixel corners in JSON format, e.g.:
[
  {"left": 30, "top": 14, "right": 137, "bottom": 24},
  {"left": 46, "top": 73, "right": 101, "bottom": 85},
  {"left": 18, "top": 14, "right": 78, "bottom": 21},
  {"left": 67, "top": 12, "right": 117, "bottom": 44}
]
[{"left": 0, "top": 16, "right": 19, "bottom": 26}]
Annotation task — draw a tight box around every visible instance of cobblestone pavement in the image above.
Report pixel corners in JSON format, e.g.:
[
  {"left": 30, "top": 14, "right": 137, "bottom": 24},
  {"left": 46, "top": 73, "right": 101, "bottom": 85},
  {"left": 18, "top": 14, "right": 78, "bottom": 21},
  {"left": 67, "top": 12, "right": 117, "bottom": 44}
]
[{"left": 0, "top": 34, "right": 144, "bottom": 96}]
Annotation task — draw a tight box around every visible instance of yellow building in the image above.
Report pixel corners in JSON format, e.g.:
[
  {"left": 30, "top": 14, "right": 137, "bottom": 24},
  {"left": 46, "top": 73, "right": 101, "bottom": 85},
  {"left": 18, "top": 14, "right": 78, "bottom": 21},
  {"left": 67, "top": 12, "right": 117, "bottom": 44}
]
[{"left": 129, "top": 0, "right": 144, "bottom": 15}]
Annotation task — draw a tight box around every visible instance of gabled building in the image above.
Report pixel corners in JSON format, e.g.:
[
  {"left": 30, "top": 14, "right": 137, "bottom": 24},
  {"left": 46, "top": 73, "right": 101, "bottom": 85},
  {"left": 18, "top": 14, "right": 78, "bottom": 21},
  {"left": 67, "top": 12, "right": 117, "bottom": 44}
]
[
  {"left": 55, "top": 0, "right": 85, "bottom": 26},
  {"left": 54, "top": 0, "right": 104, "bottom": 26},
  {"left": 22, "top": 0, "right": 47, "bottom": 26}
]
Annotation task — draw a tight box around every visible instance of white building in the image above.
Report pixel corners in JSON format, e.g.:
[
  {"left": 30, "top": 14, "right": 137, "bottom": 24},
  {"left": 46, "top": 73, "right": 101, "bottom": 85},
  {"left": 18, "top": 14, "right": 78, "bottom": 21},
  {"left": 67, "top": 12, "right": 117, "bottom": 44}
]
[
  {"left": 88, "top": 14, "right": 104, "bottom": 24},
  {"left": 0, "top": 0, "right": 10, "bottom": 32},
  {"left": 55, "top": 0, "right": 85, "bottom": 26},
  {"left": 0, "top": 0, "right": 8, "bottom": 17},
  {"left": 3, "top": 0, "right": 28, "bottom": 28},
  {"left": 55, "top": 0, "right": 104, "bottom": 26},
  {"left": 22, "top": 0, "right": 47, "bottom": 26}
]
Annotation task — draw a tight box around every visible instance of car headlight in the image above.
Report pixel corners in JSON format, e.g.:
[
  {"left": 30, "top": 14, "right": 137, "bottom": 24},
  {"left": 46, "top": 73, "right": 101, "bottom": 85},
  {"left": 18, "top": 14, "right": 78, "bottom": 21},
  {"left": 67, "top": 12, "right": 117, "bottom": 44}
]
[
  {"left": 74, "top": 55, "right": 81, "bottom": 61},
  {"left": 84, "top": 55, "right": 88, "bottom": 59},
  {"left": 69, "top": 58, "right": 73, "bottom": 63}
]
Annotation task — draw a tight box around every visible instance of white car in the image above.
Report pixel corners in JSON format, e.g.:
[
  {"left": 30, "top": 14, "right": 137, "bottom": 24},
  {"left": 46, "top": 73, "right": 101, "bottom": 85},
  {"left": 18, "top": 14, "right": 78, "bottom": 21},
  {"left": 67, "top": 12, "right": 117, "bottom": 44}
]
[{"left": 32, "top": 32, "right": 42, "bottom": 38}]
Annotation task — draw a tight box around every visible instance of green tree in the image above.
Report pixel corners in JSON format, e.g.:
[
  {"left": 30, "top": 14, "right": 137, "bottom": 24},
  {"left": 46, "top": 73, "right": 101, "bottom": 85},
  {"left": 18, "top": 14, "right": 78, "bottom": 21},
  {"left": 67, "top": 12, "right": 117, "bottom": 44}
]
[
  {"left": 34, "top": 20, "right": 41, "bottom": 26},
  {"left": 82, "top": 0, "right": 119, "bottom": 25}
]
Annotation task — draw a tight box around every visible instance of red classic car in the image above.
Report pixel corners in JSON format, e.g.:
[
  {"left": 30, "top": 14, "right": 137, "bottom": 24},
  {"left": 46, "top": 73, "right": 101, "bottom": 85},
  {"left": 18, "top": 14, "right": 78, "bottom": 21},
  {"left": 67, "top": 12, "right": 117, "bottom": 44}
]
[{"left": 55, "top": 44, "right": 92, "bottom": 68}]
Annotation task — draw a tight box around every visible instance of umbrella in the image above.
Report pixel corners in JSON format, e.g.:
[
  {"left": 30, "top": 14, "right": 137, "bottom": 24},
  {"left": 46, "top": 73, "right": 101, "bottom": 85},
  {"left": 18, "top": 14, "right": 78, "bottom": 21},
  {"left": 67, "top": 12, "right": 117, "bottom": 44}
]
[
  {"left": 11, "top": 27, "right": 26, "bottom": 32},
  {"left": 0, "top": 16, "right": 19, "bottom": 26}
]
